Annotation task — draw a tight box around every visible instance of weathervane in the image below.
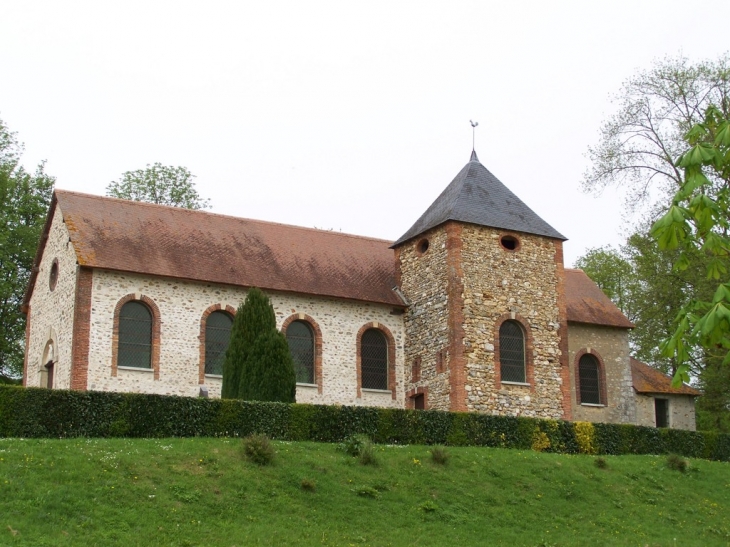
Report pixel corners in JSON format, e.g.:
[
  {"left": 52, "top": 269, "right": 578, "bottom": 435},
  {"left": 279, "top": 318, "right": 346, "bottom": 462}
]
[{"left": 469, "top": 120, "right": 478, "bottom": 151}]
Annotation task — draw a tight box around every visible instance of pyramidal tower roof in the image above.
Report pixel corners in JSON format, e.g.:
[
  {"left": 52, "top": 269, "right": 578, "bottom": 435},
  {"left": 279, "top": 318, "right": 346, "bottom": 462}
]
[{"left": 393, "top": 151, "right": 566, "bottom": 246}]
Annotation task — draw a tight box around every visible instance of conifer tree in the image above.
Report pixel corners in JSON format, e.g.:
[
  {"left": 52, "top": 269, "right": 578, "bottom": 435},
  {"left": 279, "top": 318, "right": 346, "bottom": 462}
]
[
  {"left": 221, "top": 288, "right": 296, "bottom": 402},
  {"left": 244, "top": 329, "right": 297, "bottom": 403}
]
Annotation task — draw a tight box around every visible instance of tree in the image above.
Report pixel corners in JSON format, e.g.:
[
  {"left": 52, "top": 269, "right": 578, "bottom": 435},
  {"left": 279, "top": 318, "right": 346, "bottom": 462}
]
[
  {"left": 0, "top": 117, "right": 55, "bottom": 380},
  {"left": 583, "top": 54, "right": 730, "bottom": 213},
  {"left": 105, "top": 163, "right": 210, "bottom": 209},
  {"left": 651, "top": 105, "right": 730, "bottom": 388},
  {"left": 221, "top": 288, "right": 296, "bottom": 403},
  {"left": 576, "top": 229, "right": 730, "bottom": 431},
  {"left": 574, "top": 246, "right": 637, "bottom": 320}
]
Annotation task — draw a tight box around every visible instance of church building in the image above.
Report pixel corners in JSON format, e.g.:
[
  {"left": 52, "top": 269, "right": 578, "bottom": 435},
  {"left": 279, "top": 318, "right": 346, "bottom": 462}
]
[{"left": 22, "top": 151, "right": 700, "bottom": 429}]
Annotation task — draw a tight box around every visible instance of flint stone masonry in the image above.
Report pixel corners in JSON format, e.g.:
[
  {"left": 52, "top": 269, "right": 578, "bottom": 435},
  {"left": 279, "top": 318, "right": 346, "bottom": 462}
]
[
  {"left": 635, "top": 393, "right": 696, "bottom": 431},
  {"left": 86, "top": 270, "right": 404, "bottom": 406},
  {"left": 568, "top": 323, "right": 637, "bottom": 424},
  {"left": 396, "top": 227, "right": 452, "bottom": 411},
  {"left": 22, "top": 155, "right": 699, "bottom": 431},
  {"left": 460, "top": 226, "right": 566, "bottom": 418},
  {"left": 25, "top": 206, "right": 79, "bottom": 389}
]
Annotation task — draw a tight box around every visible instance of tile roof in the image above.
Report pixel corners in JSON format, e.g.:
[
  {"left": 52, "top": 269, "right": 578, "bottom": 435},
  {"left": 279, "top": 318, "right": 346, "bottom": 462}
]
[
  {"left": 564, "top": 269, "right": 634, "bottom": 328},
  {"left": 26, "top": 192, "right": 637, "bottom": 331},
  {"left": 631, "top": 358, "right": 701, "bottom": 396},
  {"left": 49, "top": 190, "right": 405, "bottom": 307},
  {"left": 393, "top": 151, "right": 566, "bottom": 246}
]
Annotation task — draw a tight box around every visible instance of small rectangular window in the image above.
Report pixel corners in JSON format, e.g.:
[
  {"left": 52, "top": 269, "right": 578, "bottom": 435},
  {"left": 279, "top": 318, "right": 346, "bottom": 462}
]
[
  {"left": 413, "top": 394, "right": 425, "bottom": 410},
  {"left": 655, "top": 399, "right": 669, "bottom": 428}
]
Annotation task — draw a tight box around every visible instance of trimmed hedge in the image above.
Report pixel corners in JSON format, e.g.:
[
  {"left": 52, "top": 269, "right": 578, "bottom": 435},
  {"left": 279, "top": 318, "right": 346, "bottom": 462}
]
[{"left": 1, "top": 385, "right": 728, "bottom": 461}]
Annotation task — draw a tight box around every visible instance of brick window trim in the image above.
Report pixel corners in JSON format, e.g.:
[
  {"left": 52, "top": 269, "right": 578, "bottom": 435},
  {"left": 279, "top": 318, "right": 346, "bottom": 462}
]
[
  {"left": 411, "top": 356, "right": 422, "bottom": 383},
  {"left": 406, "top": 386, "right": 429, "bottom": 409},
  {"left": 493, "top": 313, "right": 535, "bottom": 391},
  {"left": 111, "top": 294, "right": 161, "bottom": 380},
  {"left": 198, "top": 304, "right": 237, "bottom": 384},
  {"left": 281, "top": 313, "right": 324, "bottom": 394},
  {"left": 574, "top": 348, "right": 608, "bottom": 407},
  {"left": 356, "top": 322, "right": 397, "bottom": 400},
  {"left": 498, "top": 232, "right": 522, "bottom": 252}
]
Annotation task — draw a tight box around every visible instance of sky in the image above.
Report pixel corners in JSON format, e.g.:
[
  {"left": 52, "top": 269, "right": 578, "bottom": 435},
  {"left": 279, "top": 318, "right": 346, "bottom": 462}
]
[{"left": 1, "top": 1, "right": 729, "bottom": 266}]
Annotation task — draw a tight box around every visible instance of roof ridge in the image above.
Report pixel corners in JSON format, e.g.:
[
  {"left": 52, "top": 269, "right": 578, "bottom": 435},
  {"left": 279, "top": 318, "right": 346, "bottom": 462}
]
[{"left": 54, "top": 189, "right": 395, "bottom": 244}]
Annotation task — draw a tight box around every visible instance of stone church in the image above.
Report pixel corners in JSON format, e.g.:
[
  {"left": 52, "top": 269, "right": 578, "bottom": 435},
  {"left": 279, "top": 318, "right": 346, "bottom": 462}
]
[{"left": 22, "top": 151, "right": 699, "bottom": 429}]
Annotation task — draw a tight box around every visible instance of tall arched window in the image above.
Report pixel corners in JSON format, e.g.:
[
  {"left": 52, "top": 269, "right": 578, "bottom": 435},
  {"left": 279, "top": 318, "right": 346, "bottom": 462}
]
[
  {"left": 118, "top": 301, "right": 153, "bottom": 369},
  {"left": 499, "top": 320, "right": 525, "bottom": 383},
  {"left": 361, "top": 328, "right": 388, "bottom": 390},
  {"left": 286, "top": 320, "right": 315, "bottom": 384},
  {"left": 578, "top": 354, "right": 602, "bottom": 405},
  {"left": 205, "top": 311, "right": 233, "bottom": 375}
]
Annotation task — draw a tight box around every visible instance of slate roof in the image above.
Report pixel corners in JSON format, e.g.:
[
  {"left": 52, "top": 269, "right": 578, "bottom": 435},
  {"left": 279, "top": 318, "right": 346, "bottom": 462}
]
[
  {"left": 564, "top": 269, "right": 634, "bottom": 328},
  {"left": 393, "top": 151, "right": 566, "bottom": 246},
  {"left": 631, "top": 358, "right": 701, "bottom": 396},
  {"left": 30, "top": 191, "right": 405, "bottom": 307}
]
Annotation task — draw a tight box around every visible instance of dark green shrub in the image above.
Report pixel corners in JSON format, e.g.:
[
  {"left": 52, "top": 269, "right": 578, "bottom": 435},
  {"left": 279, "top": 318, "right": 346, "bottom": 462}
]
[
  {"left": 666, "top": 454, "right": 688, "bottom": 473},
  {"left": 340, "top": 434, "right": 370, "bottom": 457},
  {"left": 430, "top": 446, "right": 450, "bottom": 465},
  {"left": 243, "top": 434, "right": 275, "bottom": 465},
  {"left": 358, "top": 442, "right": 378, "bottom": 466},
  {"left": 594, "top": 457, "right": 608, "bottom": 469},
  {"left": 2, "top": 385, "right": 730, "bottom": 462}
]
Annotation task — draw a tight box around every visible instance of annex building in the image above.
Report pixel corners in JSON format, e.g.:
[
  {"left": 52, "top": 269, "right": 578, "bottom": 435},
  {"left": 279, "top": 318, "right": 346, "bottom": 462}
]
[{"left": 22, "top": 151, "right": 700, "bottom": 429}]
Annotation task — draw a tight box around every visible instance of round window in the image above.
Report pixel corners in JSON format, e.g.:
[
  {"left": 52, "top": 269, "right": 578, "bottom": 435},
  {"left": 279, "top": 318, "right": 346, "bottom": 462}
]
[
  {"left": 49, "top": 259, "right": 59, "bottom": 291},
  {"left": 500, "top": 235, "right": 520, "bottom": 251},
  {"left": 417, "top": 238, "right": 430, "bottom": 254}
]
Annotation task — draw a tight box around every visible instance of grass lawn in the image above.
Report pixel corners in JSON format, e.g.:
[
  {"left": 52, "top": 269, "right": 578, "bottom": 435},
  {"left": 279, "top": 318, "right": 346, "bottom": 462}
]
[{"left": 0, "top": 437, "right": 728, "bottom": 546}]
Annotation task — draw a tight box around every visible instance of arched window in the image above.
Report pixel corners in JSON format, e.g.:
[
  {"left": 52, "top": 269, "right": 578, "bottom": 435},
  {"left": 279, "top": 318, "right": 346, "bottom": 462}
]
[
  {"left": 286, "top": 320, "right": 315, "bottom": 384},
  {"left": 499, "top": 320, "right": 525, "bottom": 383},
  {"left": 118, "top": 301, "right": 153, "bottom": 369},
  {"left": 578, "top": 354, "right": 602, "bottom": 405},
  {"left": 361, "top": 328, "right": 388, "bottom": 390},
  {"left": 205, "top": 311, "right": 233, "bottom": 376},
  {"left": 40, "top": 339, "right": 55, "bottom": 389}
]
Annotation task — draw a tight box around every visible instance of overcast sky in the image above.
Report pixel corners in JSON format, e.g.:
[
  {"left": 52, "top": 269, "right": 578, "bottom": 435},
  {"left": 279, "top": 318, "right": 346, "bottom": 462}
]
[{"left": 2, "top": 1, "right": 729, "bottom": 265}]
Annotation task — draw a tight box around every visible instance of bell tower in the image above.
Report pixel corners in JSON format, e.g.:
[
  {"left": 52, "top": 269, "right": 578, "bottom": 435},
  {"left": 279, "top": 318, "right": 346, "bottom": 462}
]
[{"left": 394, "top": 151, "right": 572, "bottom": 419}]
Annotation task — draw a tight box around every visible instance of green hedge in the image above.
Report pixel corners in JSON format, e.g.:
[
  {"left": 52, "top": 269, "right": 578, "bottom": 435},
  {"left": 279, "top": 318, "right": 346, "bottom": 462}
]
[{"left": 1, "top": 385, "right": 728, "bottom": 461}]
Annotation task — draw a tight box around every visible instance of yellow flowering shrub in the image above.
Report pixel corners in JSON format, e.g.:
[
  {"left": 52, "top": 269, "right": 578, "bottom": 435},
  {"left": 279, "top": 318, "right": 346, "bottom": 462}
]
[{"left": 575, "top": 421, "right": 596, "bottom": 454}]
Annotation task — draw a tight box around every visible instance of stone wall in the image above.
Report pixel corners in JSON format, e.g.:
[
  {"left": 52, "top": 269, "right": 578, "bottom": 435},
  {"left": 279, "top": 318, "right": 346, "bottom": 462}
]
[
  {"left": 397, "top": 223, "right": 568, "bottom": 417},
  {"left": 635, "top": 393, "right": 697, "bottom": 431},
  {"left": 25, "top": 207, "right": 80, "bottom": 389},
  {"left": 460, "top": 227, "right": 566, "bottom": 418},
  {"left": 567, "top": 323, "right": 636, "bottom": 424},
  {"left": 396, "top": 227, "right": 452, "bottom": 410},
  {"left": 85, "top": 270, "right": 405, "bottom": 407}
]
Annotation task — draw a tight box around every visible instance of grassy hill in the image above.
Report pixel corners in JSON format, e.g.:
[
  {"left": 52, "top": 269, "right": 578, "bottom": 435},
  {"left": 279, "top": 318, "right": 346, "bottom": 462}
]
[{"left": 0, "top": 437, "right": 728, "bottom": 546}]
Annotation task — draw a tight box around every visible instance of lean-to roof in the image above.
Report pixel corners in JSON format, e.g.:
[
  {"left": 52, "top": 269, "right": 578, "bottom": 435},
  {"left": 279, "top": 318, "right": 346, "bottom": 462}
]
[{"left": 630, "top": 358, "right": 701, "bottom": 396}]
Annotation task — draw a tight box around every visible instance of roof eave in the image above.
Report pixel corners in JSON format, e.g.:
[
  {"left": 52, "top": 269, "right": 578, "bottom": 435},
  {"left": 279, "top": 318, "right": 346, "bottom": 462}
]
[
  {"left": 392, "top": 219, "right": 567, "bottom": 249},
  {"left": 568, "top": 320, "right": 635, "bottom": 329},
  {"left": 87, "top": 266, "right": 408, "bottom": 309},
  {"left": 21, "top": 193, "right": 59, "bottom": 314}
]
